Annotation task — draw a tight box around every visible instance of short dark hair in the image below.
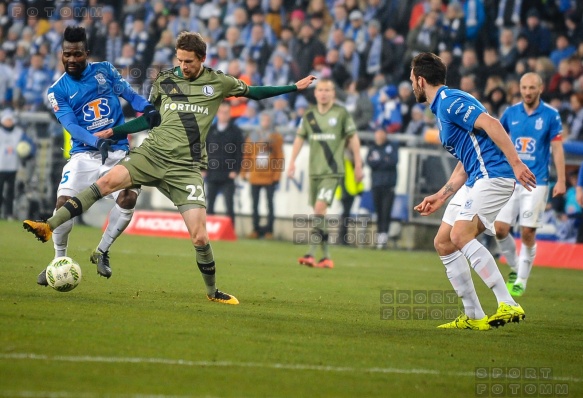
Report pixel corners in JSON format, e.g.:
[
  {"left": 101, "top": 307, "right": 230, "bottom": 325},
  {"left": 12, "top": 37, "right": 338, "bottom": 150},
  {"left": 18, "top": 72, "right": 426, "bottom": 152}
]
[
  {"left": 411, "top": 52, "right": 447, "bottom": 86},
  {"left": 176, "top": 32, "right": 206, "bottom": 59},
  {"left": 63, "top": 26, "right": 87, "bottom": 49}
]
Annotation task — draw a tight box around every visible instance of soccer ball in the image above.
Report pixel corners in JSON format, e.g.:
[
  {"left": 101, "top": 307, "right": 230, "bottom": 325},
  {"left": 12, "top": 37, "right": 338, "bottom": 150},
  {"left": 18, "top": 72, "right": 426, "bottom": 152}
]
[{"left": 45, "top": 256, "right": 82, "bottom": 292}]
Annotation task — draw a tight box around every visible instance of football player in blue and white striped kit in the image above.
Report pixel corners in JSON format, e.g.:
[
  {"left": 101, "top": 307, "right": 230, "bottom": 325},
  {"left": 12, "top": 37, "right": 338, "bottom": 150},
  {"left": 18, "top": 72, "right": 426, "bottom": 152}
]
[
  {"left": 494, "top": 72, "right": 565, "bottom": 298},
  {"left": 39, "top": 26, "right": 160, "bottom": 285},
  {"left": 411, "top": 53, "right": 536, "bottom": 330}
]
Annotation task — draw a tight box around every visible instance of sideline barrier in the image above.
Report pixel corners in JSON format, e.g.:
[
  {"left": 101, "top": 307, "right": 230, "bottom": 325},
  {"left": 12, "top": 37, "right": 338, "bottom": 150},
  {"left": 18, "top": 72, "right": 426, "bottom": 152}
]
[
  {"left": 500, "top": 239, "right": 583, "bottom": 270},
  {"left": 104, "top": 211, "right": 237, "bottom": 241}
]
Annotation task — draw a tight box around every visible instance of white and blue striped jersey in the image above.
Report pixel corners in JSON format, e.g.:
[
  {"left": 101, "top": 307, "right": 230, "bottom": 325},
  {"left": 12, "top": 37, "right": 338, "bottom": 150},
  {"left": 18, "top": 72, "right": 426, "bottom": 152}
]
[
  {"left": 47, "top": 62, "right": 149, "bottom": 155},
  {"left": 500, "top": 100, "right": 562, "bottom": 184},
  {"left": 430, "top": 86, "right": 514, "bottom": 187}
]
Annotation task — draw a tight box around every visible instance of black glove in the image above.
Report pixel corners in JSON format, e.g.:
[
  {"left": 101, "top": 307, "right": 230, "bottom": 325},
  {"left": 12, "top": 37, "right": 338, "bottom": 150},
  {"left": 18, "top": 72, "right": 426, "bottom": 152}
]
[
  {"left": 96, "top": 139, "right": 113, "bottom": 165},
  {"left": 143, "top": 104, "right": 161, "bottom": 129}
]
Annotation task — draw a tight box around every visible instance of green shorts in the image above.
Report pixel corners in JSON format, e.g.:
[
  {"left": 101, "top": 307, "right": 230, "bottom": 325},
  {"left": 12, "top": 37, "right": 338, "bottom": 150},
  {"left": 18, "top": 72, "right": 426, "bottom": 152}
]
[
  {"left": 120, "top": 147, "right": 206, "bottom": 209},
  {"left": 309, "top": 176, "right": 342, "bottom": 207}
]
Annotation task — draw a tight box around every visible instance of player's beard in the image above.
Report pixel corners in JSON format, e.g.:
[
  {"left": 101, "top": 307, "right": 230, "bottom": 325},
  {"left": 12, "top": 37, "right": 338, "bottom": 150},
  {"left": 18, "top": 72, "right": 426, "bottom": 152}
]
[
  {"left": 413, "top": 85, "right": 427, "bottom": 104},
  {"left": 65, "top": 62, "right": 85, "bottom": 79}
]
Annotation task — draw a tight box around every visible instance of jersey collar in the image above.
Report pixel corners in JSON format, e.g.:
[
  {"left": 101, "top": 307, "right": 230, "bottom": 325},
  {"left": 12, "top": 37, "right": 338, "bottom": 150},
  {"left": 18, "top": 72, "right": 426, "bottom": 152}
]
[
  {"left": 430, "top": 86, "right": 448, "bottom": 114},
  {"left": 520, "top": 99, "right": 544, "bottom": 116}
]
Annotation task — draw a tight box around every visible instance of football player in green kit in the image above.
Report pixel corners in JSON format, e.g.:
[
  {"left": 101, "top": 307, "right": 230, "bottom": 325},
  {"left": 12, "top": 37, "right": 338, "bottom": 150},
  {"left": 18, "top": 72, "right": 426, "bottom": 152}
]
[
  {"left": 24, "top": 32, "right": 316, "bottom": 304},
  {"left": 288, "top": 79, "right": 363, "bottom": 269}
]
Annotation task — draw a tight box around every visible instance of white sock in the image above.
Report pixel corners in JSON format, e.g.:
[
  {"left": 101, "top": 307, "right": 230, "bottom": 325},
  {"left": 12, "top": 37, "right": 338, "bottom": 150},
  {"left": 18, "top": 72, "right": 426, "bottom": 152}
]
[
  {"left": 440, "top": 251, "right": 486, "bottom": 319},
  {"left": 516, "top": 244, "right": 536, "bottom": 288},
  {"left": 52, "top": 216, "right": 74, "bottom": 258},
  {"left": 98, "top": 205, "right": 134, "bottom": 253},
  {"left": 460, "top": 239, "right": 517, "bottom": 306},
  {"left": 496, "top": 234, "right": 518, "bottom": 272}
]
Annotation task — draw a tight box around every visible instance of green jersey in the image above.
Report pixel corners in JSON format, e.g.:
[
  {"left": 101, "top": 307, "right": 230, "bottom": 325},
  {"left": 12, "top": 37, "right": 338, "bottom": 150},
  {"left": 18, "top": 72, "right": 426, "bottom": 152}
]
[
  {"left": 144, "top": 66, "right": 249, "bottom": 168},
  {"left": 298, "top": 104, "right": 356, "bottom": 177}
]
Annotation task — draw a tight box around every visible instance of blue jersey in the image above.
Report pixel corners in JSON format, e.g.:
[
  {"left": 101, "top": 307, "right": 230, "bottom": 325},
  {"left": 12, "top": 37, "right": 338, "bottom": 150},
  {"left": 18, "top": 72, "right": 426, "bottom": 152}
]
[
  {"left": 47, "top": 62, "right": 150, "bottom": 155},
  {"left": 500, "top": 100, "right": 562, "bottom": 184},
  {"left": 430, "top": 86, "right": 514, "bottom": 187}
]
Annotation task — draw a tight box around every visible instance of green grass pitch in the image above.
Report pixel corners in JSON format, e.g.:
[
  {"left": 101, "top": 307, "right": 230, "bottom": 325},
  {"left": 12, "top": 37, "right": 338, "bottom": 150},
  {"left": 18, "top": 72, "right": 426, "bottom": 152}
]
[{"left": 1, "top": 220, "right": 582, "bottom": 397}]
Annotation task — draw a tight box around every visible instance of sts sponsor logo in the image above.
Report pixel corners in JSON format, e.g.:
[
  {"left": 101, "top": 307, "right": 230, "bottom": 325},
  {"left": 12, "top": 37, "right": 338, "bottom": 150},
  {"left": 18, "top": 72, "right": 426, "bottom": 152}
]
[
  {"left": 83, "top": 98, "right": 113, "bottom": 130},
  {"left": 514, "top": 137, "right": 536, "bottom": 161}
]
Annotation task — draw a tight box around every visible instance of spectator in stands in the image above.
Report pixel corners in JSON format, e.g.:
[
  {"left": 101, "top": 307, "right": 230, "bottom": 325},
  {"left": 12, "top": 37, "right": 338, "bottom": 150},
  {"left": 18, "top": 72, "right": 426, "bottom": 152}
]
[
  {"left": 550, "top": 33, "right": 577, "bottom": 68},
  {"left": 241, "top": 111, "right": 284, "bottom": 239},
  {"left": 126, "top": 19, "right": 151, "bottom": 64},
  {"left": 265, "top": 0, "right": 285, "bottom": 38},
  {"left": 206, "top": 102, "right": 244, "bottom": 228},
  {"left": 495, "top": 0, "right": 522, "bottom": 31},
  {"left": 519, "top": 8, "right": 552, "bottom": 57},
  {"left": 345, "top": 9, "right": 368, "bottom": 54},
  {"left": 367, "top": 129, "right": 399, "bottom": 249},
  {"left": 458, "top": 47, "right": 484, "bottom": 90},
  {"left": 293, "top": 23, "right": 326, "bottom": 80},
  {"left": 330, "top": 2, "right": 350, "bottom": 36},
  {"left": 377, "top": 84, "right": 403, "bottom": 134},
  {"left": 99, "top": 21, "right": 123, "bottom": 65},
  {"left": 241, "top": 23, "right": 273, "bottom": 75},
  {"left": 499, "top": 28, "right": 519, "bottom": 75},
  {"left": 87, "top": 5, "right": 114, "bottom": 59},
  {"left": 289, "top": 9, "right": 306, "bottom": 36},
  {"left": 482, "top": 46, "right": 507, "bottom": 82},
  {"left": 263, "top": 50, "right": 292, "bottom": 88},
  {"left": 437, "top": 0, "right": 466, "bottom": 59},
  {"left": 345, "top": 78, "right": 375, "bottom": 133},
  {"left": 567, "top": 92, "right": 583, "bottom": 141},
  {"left": 224, "top": 26, "right": 245, "bottom": 60},
  {"left": 404, "top": 103, "right": 428, "bottom": 138},
  {"left": 169, "top": 4, "right": 203, "bottom": 37},
  {"left": 115, "top": 43, "right": 136, "bottom": 70},
  {"left": 339, "top": 38, "right": 360, "bottom": 83},
  {"left": 0, "top": 49, "right": 13, "bottom": 108},
  {"left": 405, "top": 11, "right": 440, "bottom": 66},
  {"left": 152, "top": 29, "right": 175, "bottom": 68},
  {"left": 235, "top": 100, "right": 260, "bottom": 128},
  {"left": 325, "top": 48, "right": 351, "bottom": 89},
  {"left": 361, "top": 19, "right": 386, "bottom": 83},
  {"left": 0, "top": 110, "right": 31, "bottom": 220},
  {"left": 463, "top": 0, "right": 486, "bottom": 46},
  {"left": 434, "top": 50, "right": 457, "bottom": 88},
  {"left": 564, "top": 13, "right": 583, "bottom": 46},
  {"left": 14, "top": 53, "right": 52, "bottom": 111},
  {"left": 308, "top": 12, "right": 330, "bottom": 45},
  {"left": 381, "top": 27, "right": 406, "bottom": 84},
  {"left": 249, "top": 8, "right": 277, "bottom": 46}
]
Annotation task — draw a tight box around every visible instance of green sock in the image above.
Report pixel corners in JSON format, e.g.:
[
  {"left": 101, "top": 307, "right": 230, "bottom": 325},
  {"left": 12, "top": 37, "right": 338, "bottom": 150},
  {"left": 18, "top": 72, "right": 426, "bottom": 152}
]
[
  {"left": 48, "top": 183, "right": 102, "bottom": 230},
  {"left": 195, "top": 243, "right": 216, "bottom": 296}
]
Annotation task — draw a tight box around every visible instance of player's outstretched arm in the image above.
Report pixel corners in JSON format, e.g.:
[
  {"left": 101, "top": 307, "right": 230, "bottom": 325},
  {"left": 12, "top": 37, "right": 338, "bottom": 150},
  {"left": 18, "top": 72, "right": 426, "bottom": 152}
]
[
  {"left": 244, "top": 76, "right": 317, "bottom": 101},
  {"left": 414, "top": 161, "right": 467, "bottom": 216},
  {"left": 474, "top": 113, "right": 536, "bottom": 190}
]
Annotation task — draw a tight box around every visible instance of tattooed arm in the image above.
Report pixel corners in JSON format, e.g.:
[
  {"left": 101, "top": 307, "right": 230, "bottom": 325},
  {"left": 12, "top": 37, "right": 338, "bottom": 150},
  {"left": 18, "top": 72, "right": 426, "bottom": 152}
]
[{"left": 414, "top": 161, "right": 467, "bottom": 216}]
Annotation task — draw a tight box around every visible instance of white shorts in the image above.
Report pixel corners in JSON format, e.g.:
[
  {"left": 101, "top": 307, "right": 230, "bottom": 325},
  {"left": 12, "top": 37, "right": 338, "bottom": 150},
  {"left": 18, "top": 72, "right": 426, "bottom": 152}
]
[
  {"left": 57, "top": 150, "right": 139, "bottom": 200},
  {"left": 442, "top": 178, "right": 515, "bottom": 236},
  {"left": 495, "top": 184, "right": 548, "bottom": 228}
]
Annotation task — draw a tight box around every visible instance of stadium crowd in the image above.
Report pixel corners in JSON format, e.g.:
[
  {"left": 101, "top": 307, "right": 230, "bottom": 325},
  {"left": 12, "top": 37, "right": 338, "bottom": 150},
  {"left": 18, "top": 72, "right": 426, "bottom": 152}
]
[{"left": 0, "top": 0, "right": 582, "bottom": 140}]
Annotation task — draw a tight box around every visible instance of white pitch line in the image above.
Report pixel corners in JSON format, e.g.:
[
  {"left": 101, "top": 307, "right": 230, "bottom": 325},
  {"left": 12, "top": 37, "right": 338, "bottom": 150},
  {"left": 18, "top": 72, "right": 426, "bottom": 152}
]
[{"left": 1, "top": 353, "right": 582, "bottom": 383}]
